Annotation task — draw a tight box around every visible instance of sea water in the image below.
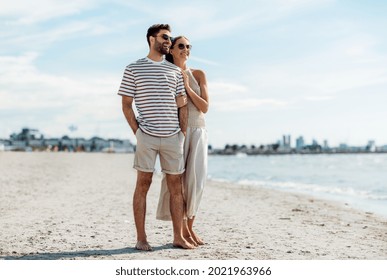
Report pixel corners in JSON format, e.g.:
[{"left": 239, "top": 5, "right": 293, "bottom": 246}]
[{"left": 208, "top": 154, "right": 387, "bottom": 218}]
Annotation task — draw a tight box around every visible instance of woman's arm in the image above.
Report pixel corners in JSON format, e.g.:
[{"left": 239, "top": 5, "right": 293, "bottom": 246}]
[{"left": 182, "top": 69, "right": 209, "bottom": 113}]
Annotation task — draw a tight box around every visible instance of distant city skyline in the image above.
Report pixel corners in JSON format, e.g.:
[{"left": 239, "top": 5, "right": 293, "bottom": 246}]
[
  {"left": 1, "top": 127, "right": 384, "bottom": 150},
  {"left": 2, "top": 128, "right": 385, "bottom": 155},
  {"left": 1, "top": 1, "right": 387, "bottom": 148}
]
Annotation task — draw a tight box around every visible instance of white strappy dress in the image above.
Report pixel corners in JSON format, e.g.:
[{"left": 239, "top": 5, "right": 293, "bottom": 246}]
[{"left": 156, "top": 68, "right": 207, "bottom": 220}]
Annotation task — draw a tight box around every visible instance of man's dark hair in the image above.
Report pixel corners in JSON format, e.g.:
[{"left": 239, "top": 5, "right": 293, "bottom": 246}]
[{"left": 146, "top": 24, "right": 171, "bottom": 46}]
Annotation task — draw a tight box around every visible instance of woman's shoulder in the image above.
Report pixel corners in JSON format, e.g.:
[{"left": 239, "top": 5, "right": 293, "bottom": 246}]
[
  {"left": 190, "top": 68, "right": 207, "bottom": 82},
  {"left": 190, "top": 68, "right": 205, "bottom": 75}
]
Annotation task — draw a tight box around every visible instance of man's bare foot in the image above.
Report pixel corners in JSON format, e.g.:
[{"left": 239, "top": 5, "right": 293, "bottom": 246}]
[
  {"left": 135, "top": 240, "right": 152, "bottom": 251},
  {"left": 172, "top": 237, "right": 196, "bottom": 249}
]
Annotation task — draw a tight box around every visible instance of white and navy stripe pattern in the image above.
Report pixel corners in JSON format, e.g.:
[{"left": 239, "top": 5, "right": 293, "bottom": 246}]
[{"left": 118, "top": 57, "right": 185, "bottom": 137}]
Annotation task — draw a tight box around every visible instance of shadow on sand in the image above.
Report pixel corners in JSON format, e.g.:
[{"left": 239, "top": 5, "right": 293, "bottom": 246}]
[{"left": 1, "top": 244, "right": 173, "bottom": 260}]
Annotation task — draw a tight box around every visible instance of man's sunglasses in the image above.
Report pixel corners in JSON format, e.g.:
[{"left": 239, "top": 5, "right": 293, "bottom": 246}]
[
  {"left": 155, "top": 34, "right": 173, "bottom": 41},
  {"left": 177, "top": 43, "right": 192, "bottom": 50}
]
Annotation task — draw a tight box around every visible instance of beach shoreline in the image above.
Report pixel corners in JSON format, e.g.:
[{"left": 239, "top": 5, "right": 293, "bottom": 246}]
[{"left": 0, "top": 152, "right": 386, "bottom": 260}]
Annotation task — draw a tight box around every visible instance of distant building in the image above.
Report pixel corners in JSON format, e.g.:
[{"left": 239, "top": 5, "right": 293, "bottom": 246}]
[
  {"left": 323, "top": 140, "right": 329, "bottom": 149},
  {"left": 296, "top": 136, "right": 304, "bottom": 150},
  {"left": 45, "top": 138, "right": 60, "bottom": 147},
  {"left": 367, "top": 140, "right": 376, "bottom": 152},
  {"left": 10, "top": 128, "right": 42, "bottom": 141},
  {"left": 378, "top": 145, "right": 387, "bottom": 152},
  {"left": 102, "top": 139, "right": 135, "bottom": 153},
  {"left": 11, "top": 140, "right": 27, "bottom": 149},
  {"left": 282, "top": 135, "right": 291, "bottom": 148},
  {"left": 2, "top": 128, "right": 135, "bottom": 153},
  {"left": 29, "top": 139, "right": 45, "bottom": 149},
  {"left": 339, "top": 143, "right": 348, "bottom": 152}
]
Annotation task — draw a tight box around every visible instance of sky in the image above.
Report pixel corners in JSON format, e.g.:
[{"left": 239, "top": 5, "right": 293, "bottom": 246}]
[{"left": 1, "top": 0, "right": 387, "bottom": 148}]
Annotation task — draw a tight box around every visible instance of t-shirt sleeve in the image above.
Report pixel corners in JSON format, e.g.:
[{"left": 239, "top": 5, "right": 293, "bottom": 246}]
[
  {"left": 118, "top": 67, "right": 135, "bottom": 97},
  {"left": 175, "top": 71, "right": 185, "bottom": 96}
]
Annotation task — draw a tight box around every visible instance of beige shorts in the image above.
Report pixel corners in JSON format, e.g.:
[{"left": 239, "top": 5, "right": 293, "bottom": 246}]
[{"left": 133, "top": 129, "right": 185, "bottom": 174}]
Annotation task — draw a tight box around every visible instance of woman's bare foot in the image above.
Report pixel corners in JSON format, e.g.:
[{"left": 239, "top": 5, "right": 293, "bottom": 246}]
[
  {"left": 187, "top": 217, "right": 204, "bottom": 245},
  {"left": 190, "top": 230, "right": 204, "bottom": 245},
  {"left": 184, "top": 235, "right": 198, "bottom": 247},
  {"left": 135, "top": 240, "right": 152, "bottom": 251},
  {"left": 172, "top": 237, "right": 196, "bottom": 249},
  {"left": 182, "top": 221, "right": 197, "bottom": 247}
]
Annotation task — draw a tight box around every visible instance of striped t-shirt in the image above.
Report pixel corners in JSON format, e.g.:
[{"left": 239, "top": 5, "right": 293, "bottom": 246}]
[{"left": 118, "top": 57, "right": 185, "bottom": 137}]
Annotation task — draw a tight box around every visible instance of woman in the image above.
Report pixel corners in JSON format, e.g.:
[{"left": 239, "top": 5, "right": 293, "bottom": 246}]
[{"left": 156, "top": 36, "right": 209, "bottom": 246}]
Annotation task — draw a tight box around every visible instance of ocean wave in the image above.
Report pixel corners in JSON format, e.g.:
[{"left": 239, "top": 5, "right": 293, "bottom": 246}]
[{"left": 224, "top": 179, "right": 387, "bottom": 201}]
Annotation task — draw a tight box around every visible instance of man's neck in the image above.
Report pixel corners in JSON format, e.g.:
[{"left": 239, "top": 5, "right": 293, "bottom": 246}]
[{"left": 147, "top": 51, "right": 163, "bottom": 62}]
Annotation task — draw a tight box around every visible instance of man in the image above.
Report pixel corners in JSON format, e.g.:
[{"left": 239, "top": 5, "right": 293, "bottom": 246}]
[{"left": 117, "top": 24, "right": 194, "bottom": 251}]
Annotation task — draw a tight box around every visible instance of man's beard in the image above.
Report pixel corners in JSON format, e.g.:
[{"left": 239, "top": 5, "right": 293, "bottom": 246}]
[{"left": 155, "top": 40, "right": 169, "bottom": 55}]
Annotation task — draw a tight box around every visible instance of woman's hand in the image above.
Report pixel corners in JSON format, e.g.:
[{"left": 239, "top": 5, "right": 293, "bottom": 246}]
[
  {"left": 176, "top": 93, "right": 187, "bottom": 108},
  {"left": 181, "top": 69, "right": 190, "bottom": 91}
]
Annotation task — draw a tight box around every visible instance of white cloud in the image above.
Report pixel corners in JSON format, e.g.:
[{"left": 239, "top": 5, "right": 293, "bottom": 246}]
[
  {"left": 207, "top": 81, "right": 287, "bottom": 112},
  {"left": 0, "top": 53, "right": 122, "bottom": 138},
  {"left": 6, "top": 21, "right": 104, "bottom": 47},
  {"left": 1, "top": 3, "right": 143, "bottom": 58},
  {"left": 304, "top": 95, "right": 334, "bottom": 101},
  {"left": 209, "top": 81, "right": 248, "bottom": 95},
  {"left": 246, "top": 33, "right": 387, "bottom": 101},
  {"left": 213, "top": 98, "right": 287, "bottom": 112},
  {"left": 189, "top": 55, "right": 219, "bottom": 66},
  {"left": 1, "top": 0, "right": 99, "bottom": 25},
  {"left": 111, "top": 0, "right": 335, "bottom": 42}
]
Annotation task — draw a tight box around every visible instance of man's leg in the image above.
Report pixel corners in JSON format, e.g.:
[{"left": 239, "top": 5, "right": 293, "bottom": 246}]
[
  {"left": 133, "top": 170, "right": 153, "bottom": 251},
  {"left": 166, "top": 173, "right": 195, "bottom": 249}
]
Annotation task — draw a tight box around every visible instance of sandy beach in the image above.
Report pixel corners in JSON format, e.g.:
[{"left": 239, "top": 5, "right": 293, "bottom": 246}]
[{"left": 0, "top": 152, "right": 386, "bottom": 260}]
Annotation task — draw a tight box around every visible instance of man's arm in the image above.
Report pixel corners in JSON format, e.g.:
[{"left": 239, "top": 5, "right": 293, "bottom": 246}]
[
  {"left": 122, "top": 96, "right": 138, "bottom": 135},
  {"left": 179, "top": 104, "right": 188, "bottom": 136}
]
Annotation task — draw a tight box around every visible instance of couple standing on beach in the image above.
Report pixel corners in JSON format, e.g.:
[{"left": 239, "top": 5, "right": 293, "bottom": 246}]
[{"left": 117, "top": 24, "right": 209, "bottom": 250}]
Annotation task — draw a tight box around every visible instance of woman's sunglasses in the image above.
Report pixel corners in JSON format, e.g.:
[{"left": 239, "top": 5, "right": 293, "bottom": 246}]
[{"left": 177, "top": 43, "right": 192, "bottom": 50}]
